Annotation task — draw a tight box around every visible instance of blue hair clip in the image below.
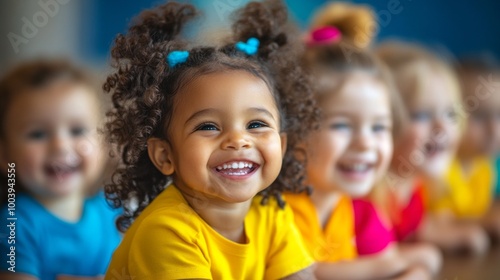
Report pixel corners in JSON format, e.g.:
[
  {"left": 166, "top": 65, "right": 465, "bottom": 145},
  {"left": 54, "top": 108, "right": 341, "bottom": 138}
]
[
  {"left": 167, "top": 50, "right": 189, "bottom": 68},
  {"left": 235, "top": 37, "right": 260, "bottom": 56}
]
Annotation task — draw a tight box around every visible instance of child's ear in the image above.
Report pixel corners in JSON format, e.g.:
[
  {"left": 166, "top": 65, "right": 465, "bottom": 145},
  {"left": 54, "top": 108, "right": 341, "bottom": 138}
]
[
  {"left": 280, "top": 132, "right": 287, "bottom": 157},
  {"left": 147, "top": 138, "right": 175, "bottom": 176},
  {"left": 293, "top": 141, "right": 307, "bottom": 162}
]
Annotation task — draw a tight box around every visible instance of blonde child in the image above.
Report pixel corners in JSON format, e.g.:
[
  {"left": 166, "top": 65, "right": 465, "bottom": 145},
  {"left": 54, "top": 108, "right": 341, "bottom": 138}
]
[
  {"left": 102, "top": 1, "right": 318, "bottom": 279},
  {"left": 378, "top": 42, "right": 491, "bottom": 255},
  {"left": 454, "top": 56, "right": 500, "bottom": 239},
  {"left": 0, "top": 59, "right": 122, "bottom": 280},
  {"left": 284, "top": 2, "right": 440, "bottom": 279}
]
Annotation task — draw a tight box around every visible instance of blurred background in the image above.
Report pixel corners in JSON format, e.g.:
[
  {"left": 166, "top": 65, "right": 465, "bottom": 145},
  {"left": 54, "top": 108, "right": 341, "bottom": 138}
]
[{"left": 0, "top": 0, "right": 499, "bottom": 75}]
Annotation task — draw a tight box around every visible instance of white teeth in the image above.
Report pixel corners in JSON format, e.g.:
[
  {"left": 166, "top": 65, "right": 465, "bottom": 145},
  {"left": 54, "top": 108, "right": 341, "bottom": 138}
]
[
  {"left": 215, "top": 161, "right": 255, "bottom": 171},
  {"left": 342, "top": 163, "right": 369, "bottom": 172},
  {"left": 354, "top": 164, "right": 365, "bottom": 171}
]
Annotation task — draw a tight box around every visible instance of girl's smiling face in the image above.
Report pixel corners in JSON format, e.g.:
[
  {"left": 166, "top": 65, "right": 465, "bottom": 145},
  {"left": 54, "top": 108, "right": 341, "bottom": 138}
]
[
  {"left": 459, "top": 73, "right": 500, "bottom": 158},
  {"left": 149, "top": 70, "right": 286, "bottom": 205},
  {"left": 393, "top": 68, "right": 461, "bottom": 179},
  {"left": 304, "top": 72, "right": 393, "bottom": 197}
]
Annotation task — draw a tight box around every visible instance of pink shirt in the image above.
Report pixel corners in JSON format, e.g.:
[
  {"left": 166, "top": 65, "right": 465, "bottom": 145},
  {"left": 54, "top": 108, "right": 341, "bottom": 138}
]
[
  {"left": 353, "top": 199, "right": 395, "bottom": 255},
  {"left": 391, "top": 183, "right": 425, "bottom": 241}
]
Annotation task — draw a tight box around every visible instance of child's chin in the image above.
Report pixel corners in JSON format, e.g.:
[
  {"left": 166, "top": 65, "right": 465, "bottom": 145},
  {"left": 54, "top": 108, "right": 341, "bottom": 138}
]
[
  {"left": 340, "top": 184, "right": 372, "bottom": 198},
  {"left": 421, "top": 162, "right": 449, "bottom": 178},
  {"left": 45, "top": 181, "right": 84, "bottom": 197}
]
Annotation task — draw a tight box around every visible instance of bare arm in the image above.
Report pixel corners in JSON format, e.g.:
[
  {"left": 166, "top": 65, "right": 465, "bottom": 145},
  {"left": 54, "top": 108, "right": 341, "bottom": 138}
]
[
  {"left": 314, "top": 244, "right": 411, "bottom": 280},
  {"left": 398, "top": 242, "right": 442, "bottom": 275},
  {"left": 481, "top": 200, "right": 500, "bottom": 239},
  {"left": 418, "top": 213, "right": 489, "bottom": 255},
  {"left": 282, "top": 265, "right": 316, "bottom": 280},
  {"left": 391, "top": 265, "right": 431, "bottom": 280}
]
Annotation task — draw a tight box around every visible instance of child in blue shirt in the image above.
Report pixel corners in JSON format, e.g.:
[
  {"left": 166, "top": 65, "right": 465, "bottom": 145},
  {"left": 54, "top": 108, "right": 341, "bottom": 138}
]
[{"left": 0, "top": 59, "right": 121, "bottom": 280}]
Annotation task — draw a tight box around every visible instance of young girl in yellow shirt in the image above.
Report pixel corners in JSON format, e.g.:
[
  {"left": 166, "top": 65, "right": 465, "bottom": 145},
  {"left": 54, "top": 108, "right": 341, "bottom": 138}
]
[{"left": 102, "top": 1, "right": 319, "bottom": 279}]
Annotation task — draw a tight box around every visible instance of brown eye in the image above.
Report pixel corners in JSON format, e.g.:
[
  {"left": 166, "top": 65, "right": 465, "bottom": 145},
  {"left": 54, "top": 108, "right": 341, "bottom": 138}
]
[
  {"left": 329, "top": 123, "right": 349, "bottom": 130},
  {"left": 373, "top": 124, "right": 388, "bottom": 133},
  {"left": 411, "top": 111, "right": 431, "bottom": 122},
  {"left": 195, "top": 123, "right": 218, "bottom": 131},
  {"left": 27, "top": 130, "right": 47, "bottom": 140},
  {"left": 248, "top": 121, "right": 267, "bottom": 129},
  {"left": 71, "top": 126, "right": 87, "bottom": 137}
]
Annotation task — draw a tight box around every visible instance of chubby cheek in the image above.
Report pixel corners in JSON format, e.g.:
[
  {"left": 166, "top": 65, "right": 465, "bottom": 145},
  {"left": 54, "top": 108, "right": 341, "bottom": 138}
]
[
  {"left": 445, "top": 123, "right": 461, "bottom": 150},
  {"left": 12, "top": 148, "right": 45, "bottom": 187},
  {"left": 306, "top": 131, "right": 340, "bottom": 168},
  {"left": 412, "top": 122, "right": 432, "bottom": 143},
  {"left": 463, "top": 124, "right": 481, "bottom": 146},
  {"left": 77, "top": 138, "right": 104, "bottom": 175},
  {"left": 175, "top": 142, "right": 212, "bottom": 177},
  {"left": 377, "top": 136, "right": 393, "bottom": 176},
  {"left": 259, "top": 133, "right": 285, "bottom": 177},
  {"left": 395, "top": 125, "right": 428, "bottom": 162}
]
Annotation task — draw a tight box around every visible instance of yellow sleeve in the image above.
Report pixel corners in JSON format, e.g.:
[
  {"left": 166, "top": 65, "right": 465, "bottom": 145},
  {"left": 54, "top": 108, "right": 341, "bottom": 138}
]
[
  {"left": 467, "top": 158, "right": 494, "bottom": 217},
  {"left": 425, "top": 160, "right": 469, "bottom": 216},
  {"left": 265, "top": 203, "right": 314, "bottom": 279},
  {"left": 128, "top": 210, "right": 211, "bottom": 280}
]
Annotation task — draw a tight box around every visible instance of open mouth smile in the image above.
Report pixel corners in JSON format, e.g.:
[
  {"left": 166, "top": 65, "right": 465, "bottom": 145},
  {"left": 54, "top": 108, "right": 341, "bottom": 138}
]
[
  {"left": 337, "top": 162, "right": 375, "bottom": 181},
  {"left": 215, "top": 160, "right": 258, "bottom": 178},
  {"left": 44, "top": 162, "right": 80, "bottom": 181},
  {"left": 424, "top": 142, "right": 446, "bottom": 157}
]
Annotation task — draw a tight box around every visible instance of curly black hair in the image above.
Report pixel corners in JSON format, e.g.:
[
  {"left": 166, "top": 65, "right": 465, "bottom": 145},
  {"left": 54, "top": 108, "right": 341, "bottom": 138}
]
[{"left": 103, "top": 0, "right": 319, "bottom": 232}]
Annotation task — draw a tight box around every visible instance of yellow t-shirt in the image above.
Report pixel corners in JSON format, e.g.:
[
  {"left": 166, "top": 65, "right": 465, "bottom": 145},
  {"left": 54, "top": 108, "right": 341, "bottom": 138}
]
[
  {"left": 105, "top": 185, "right": 313, "bottom": 280},
  {"left": 284, "top": 193, "right": 357, "bottom": 262},
  {"left": 426, "top": 157, "right": 494, "bottom": 218}
]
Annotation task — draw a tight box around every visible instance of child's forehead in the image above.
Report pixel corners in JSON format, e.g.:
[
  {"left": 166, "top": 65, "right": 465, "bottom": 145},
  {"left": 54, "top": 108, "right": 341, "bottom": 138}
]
[
  {"left": 317, "top": 71, "right": 385, "bottom": 98},
  {"left": 408, "top": 67, "right": 459, "bottom": 105},
  {"left": 176, "top": 70, "right": 275, "bottom": 102},
  {"left": 8, "top": 83, "right": 100, "bottom": 121}
]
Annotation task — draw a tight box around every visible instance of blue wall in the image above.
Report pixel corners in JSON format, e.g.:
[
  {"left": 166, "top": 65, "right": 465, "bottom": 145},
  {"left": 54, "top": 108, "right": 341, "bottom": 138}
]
[
  {"left": 286, "top": 0, "right": 500, "bottom": 58},
  {"left": 84, "top": 0, "right": 500, "bottom": 62}
]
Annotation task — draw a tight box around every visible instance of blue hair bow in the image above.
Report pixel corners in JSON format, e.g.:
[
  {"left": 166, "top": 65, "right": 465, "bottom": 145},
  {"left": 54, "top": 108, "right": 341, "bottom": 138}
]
[
  {"left": 236, "top": 37, "right": 260, "bottom": 56},
  {"left": 167, "top": 50, "right": 189, "bottom": 68}
]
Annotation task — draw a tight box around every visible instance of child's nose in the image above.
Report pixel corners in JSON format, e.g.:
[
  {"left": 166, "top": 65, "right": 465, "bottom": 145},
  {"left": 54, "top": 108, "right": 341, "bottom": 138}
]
[
  {"left": 50, "top": 134, "right": 72, "bottom": 155},
  {"left": 221, "top": 130, "right": 252, "bottom": 150},
  {"left": 352, "top": 128, "right": 375, "bottom": 151},
  {"left": 431, "top": 117, "right": 447, "bottom": 139}
]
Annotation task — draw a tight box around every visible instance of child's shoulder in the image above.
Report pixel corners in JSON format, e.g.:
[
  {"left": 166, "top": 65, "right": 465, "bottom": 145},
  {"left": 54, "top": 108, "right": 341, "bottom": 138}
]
[
  {"left": 247, "top": 195, "right": 296, "bottom": 232},
  {"left": 352, "top": 198, "right": 395, "bottom": 255},
  {"left": 352, "top": 198, "right": 386, "bottom": 229},
  {"left": 0, "top": 193, "right": 44, "bottom": 223},
  {"left": 126, "top": 186, "right": 204, "bottom": 240},
  {"left": 85, "top": 191, "right": 122, "bottom": 218}
]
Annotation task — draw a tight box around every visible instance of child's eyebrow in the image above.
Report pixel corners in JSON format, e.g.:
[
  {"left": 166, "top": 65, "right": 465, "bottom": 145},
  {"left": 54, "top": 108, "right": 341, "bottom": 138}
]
[
  {"left": 248, "top": 107, "right": 277, "bottom": 121},
  {"left": 185, "top": 108, "right": 218, "bottom": 125},
  {"left": 323, "top": 111, "right": 391, "bottom": 120},
  {"left": 185, "top": 107, "right": 277, "bottom": 125}
]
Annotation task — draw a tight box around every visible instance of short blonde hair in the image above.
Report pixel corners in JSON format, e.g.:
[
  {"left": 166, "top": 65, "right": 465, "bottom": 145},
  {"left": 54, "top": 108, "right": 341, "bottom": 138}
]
[{"left": 376, "top": 41, "right": 464, "bottom": 137}]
